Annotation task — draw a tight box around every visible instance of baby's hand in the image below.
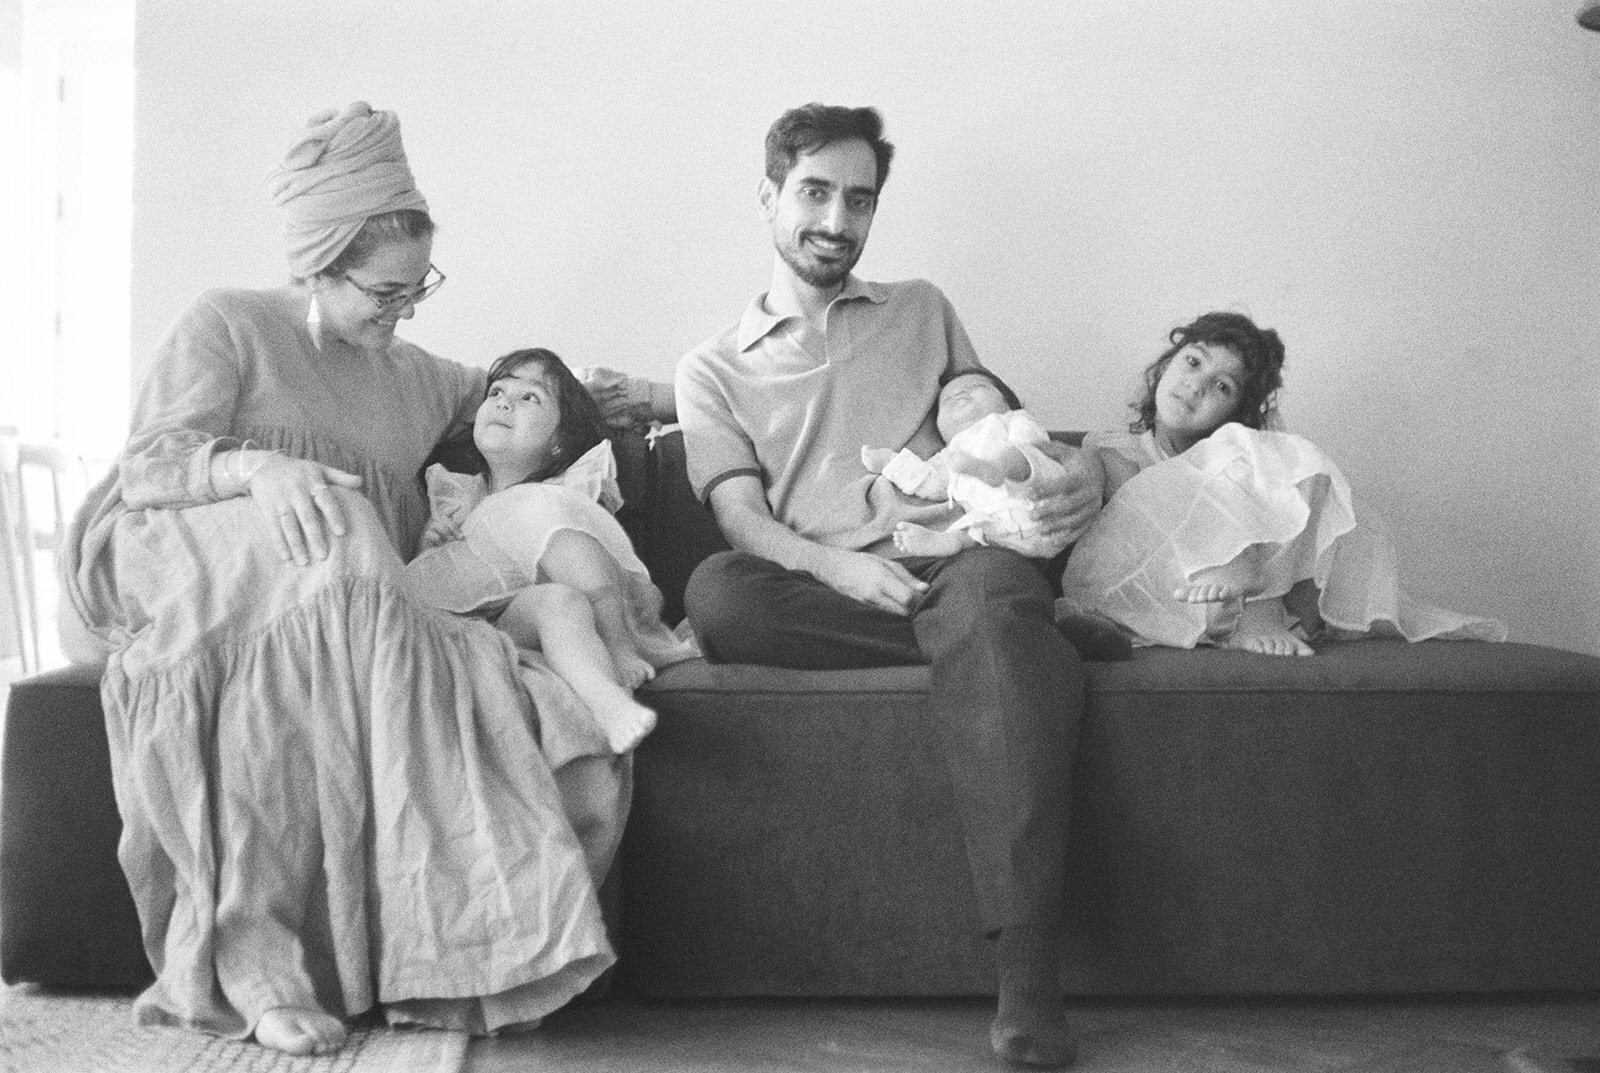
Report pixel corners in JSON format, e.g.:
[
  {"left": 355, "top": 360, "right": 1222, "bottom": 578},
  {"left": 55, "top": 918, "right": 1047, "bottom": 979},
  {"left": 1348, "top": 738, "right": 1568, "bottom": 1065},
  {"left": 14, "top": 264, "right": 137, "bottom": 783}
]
[{"left": 861, "top": 445, "right": 896, "bottom": 473}]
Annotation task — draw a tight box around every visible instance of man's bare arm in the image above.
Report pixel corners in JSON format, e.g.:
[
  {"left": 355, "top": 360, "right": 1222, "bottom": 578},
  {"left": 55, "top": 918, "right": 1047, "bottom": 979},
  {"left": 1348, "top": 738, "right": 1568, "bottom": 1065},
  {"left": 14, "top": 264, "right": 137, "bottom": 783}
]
[{"left": 707, "top": 475, "right": 928, "bottom": 616}]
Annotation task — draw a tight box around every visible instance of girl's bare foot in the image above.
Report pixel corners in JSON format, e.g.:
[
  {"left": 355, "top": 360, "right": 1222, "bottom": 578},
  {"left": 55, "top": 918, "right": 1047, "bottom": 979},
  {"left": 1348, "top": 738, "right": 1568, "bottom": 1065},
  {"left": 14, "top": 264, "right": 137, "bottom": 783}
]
[
  {"left": 591, "top": 696, "right": 658, "bottom": 753},
  {"left": 255, "top": 1006, "right": 346, "bottom": 1055},
  {"left": 1222, "top": 598, "right": 1314, "bottom": 657},
  {"left": 1175, "top": 579, "right": 1245, "bottom": 603}
]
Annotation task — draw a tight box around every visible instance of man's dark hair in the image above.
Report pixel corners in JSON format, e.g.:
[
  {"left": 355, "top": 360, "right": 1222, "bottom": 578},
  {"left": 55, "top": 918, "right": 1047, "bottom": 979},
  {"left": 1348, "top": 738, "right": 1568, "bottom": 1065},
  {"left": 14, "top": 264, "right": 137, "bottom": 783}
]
[{"left": 765, "top": 103, "right": 894, "bottom": 192}]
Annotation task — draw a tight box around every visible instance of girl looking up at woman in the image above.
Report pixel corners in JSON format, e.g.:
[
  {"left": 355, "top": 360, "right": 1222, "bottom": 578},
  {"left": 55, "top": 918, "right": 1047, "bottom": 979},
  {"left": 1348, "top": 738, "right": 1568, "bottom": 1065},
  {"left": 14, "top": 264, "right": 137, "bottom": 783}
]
[
  {"left": 1059, "top": 311, "right": 1505, "bottom": 655},
  {"left": 405, "top": 348, "right": 697, "bottom": 754}
]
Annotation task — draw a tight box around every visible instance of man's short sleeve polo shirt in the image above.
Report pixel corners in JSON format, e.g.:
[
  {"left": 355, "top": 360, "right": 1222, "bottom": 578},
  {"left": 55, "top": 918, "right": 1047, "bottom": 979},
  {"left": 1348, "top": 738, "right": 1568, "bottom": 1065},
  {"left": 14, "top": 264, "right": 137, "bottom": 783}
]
[{"left": 675, "top": 277, "right": 982, "bottom": 551}]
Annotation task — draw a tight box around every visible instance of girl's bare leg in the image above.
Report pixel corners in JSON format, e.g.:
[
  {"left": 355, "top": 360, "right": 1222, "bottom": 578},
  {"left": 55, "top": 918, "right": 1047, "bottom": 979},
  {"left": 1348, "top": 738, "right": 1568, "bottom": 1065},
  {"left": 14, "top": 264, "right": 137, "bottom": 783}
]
[
  {"left": 500, "top": 584, "right": 657, "bottom": 753},
  {"left": 255, "top": 1008, "right": 346, "bottom": 1055},
  {"left": 539, "top": 530, "right": 656, "bottom": 689}
]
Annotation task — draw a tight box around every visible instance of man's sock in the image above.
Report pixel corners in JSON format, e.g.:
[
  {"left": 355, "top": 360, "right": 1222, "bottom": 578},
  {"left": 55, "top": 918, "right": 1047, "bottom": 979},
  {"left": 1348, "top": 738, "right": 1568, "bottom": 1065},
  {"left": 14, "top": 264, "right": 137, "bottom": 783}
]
[{"left": 991, "top": 922, "right": 1075, "bottom": 1068}]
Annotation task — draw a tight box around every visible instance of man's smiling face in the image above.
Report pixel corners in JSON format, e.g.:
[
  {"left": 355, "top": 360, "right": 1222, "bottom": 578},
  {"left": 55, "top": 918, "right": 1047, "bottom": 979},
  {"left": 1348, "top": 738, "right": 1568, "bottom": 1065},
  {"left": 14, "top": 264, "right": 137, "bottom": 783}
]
[{"left": 761, "top": 137, "right": 879, "bottom": 291}]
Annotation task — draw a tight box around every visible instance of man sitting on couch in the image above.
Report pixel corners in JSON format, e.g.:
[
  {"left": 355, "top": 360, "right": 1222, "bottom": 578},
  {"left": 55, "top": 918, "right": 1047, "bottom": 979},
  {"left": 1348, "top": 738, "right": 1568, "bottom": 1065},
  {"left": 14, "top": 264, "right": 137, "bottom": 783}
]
[{"left": 673, "top": 102, "right": 1100, "bottom": 1069}]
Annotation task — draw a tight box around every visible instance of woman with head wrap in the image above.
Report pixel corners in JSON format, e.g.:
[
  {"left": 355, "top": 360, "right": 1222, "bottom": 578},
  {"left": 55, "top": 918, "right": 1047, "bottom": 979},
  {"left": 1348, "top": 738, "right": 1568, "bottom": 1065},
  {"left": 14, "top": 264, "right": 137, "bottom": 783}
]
[{"left": 60, "top": 103, "right": 619, "bottom": 1055}]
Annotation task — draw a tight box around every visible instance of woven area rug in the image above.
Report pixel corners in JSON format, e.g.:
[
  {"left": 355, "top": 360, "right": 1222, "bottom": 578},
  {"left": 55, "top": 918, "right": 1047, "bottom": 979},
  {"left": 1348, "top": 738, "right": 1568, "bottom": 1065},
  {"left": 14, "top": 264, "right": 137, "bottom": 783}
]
[{"left": 0, "top": 986, "right": 469, "bottom": 1073}]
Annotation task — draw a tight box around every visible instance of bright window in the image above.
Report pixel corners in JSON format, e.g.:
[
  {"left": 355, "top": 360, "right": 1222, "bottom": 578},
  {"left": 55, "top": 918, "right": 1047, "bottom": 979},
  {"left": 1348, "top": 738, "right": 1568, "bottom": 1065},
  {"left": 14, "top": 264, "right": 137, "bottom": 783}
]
[{"left": 3, "top": 0, "right": 134, "bottom": 467}]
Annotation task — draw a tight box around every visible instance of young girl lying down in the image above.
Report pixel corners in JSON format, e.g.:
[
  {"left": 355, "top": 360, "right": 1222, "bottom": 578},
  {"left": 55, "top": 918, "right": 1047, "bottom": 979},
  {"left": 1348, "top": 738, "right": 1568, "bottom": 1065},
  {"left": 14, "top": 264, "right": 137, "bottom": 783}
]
[
  {"left": 405, "top": 347, "right": 697, "bottom": 751},
  {"left": 1058, "top": 311, "right": 1506, "bottom": 656}
]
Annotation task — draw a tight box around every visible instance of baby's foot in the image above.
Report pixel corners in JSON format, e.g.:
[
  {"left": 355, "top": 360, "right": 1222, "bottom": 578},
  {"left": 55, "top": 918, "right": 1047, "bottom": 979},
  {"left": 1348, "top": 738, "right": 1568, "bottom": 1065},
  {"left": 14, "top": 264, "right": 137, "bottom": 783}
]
[
  {"left": 592, "top": 697, "right": 658, "bottom": 753},
  {"left": 1222, "top": 598, "right": 1314, "bottom": 657},
  {"left": 861, "top": 445, "right": 896, "bottom": 473},
  {"left": 255, "top": 1007, "right": 346, "bottom": 1055},
  {"left": 893, "top": 522, "right": 969, "bottom": 558}
]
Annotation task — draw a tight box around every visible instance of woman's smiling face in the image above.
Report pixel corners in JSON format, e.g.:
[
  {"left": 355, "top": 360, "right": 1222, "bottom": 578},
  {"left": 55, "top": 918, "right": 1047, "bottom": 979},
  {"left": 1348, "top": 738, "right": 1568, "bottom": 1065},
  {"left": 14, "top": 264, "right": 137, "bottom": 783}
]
[{"left": 316, "top": 235, "right": 433, "bottom": 352}]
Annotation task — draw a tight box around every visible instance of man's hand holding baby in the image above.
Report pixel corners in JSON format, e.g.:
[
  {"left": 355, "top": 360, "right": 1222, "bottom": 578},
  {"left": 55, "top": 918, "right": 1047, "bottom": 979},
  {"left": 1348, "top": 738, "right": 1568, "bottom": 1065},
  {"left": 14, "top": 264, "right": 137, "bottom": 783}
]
[{"left": 1024, "top": 442, "right": 1104, "bottom": 549}]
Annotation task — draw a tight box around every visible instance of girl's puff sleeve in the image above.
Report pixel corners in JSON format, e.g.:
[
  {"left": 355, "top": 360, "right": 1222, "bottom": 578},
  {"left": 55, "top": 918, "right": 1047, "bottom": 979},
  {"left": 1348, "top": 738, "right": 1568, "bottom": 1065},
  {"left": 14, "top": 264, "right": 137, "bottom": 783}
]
[{"left": 118, "top": 294, "right": 247, "bottom": 509}]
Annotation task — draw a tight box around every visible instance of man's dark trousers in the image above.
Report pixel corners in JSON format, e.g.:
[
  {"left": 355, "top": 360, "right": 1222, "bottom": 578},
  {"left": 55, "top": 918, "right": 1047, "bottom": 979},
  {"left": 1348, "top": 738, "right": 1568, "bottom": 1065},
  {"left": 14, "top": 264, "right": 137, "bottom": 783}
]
[{"left": 684, "top": 544, "right": 1084, "bottom": 932}]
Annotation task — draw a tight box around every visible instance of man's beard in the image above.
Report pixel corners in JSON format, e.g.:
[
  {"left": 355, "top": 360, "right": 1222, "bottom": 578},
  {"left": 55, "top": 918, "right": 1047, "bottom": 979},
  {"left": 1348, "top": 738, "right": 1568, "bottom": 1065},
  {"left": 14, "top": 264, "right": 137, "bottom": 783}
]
[{"left": 775, "top": 230, "right": 861, "bottom": 289}]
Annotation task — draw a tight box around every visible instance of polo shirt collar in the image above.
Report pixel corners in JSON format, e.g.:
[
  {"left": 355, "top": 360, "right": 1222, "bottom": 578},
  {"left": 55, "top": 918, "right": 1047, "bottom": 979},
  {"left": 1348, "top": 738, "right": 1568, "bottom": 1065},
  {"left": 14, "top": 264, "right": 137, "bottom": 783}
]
[{"left": 736, "top": 275, "right": 890, "bottom": 353}]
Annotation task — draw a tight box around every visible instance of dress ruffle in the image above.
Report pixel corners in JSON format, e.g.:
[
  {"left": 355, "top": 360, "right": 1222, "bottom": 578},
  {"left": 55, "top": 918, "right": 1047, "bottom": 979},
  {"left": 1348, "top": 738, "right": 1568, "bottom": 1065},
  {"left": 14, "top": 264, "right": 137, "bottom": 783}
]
[{"left": 1058, "top": 424, "right": 1507, "bottom": 648}]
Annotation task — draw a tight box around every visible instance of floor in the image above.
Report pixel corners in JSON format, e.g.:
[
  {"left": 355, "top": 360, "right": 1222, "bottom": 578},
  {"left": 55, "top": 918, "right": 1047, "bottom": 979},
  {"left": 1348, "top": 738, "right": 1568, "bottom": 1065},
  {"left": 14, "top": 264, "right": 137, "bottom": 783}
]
[{"left": 467, "top": 993, "right": 1600, "bottom": 1073}]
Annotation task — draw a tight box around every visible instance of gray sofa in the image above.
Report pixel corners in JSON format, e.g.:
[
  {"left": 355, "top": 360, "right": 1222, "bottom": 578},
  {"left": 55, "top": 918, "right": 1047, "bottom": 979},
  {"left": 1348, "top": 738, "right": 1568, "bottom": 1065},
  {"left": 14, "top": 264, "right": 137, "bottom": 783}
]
[{"left": 5, "top": 428, "right": 1600, "bottom": 999}]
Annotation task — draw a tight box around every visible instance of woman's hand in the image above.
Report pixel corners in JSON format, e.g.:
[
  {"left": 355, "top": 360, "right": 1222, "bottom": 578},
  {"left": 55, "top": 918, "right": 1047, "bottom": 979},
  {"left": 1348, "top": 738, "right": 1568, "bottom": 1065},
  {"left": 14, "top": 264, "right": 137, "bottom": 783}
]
[{"left": 245, "top": 454, "right": 364, "bottom": 565}]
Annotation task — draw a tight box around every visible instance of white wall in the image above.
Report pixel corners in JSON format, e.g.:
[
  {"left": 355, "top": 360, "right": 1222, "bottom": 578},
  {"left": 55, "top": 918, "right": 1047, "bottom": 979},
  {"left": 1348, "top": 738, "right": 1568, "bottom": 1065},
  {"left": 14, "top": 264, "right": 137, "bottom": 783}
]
[{"left": 133, "top": 0, "right": 1600, "bottom": 655}]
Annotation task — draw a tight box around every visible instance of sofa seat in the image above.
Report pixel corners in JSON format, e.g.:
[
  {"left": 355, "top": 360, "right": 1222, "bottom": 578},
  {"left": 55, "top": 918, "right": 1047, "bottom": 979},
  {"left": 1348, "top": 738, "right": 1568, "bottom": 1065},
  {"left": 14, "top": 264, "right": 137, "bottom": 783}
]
[{"left": 623, "top": 640, "right": 1600, "bottom": 997}]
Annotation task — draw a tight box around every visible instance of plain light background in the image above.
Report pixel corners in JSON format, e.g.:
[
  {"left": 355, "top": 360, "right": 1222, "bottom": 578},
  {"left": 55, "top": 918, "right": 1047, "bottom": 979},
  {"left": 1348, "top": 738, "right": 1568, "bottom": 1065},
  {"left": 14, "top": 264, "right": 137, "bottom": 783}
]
[{"left": 132, "top": 1, "right": 1599, "bottom": 655}]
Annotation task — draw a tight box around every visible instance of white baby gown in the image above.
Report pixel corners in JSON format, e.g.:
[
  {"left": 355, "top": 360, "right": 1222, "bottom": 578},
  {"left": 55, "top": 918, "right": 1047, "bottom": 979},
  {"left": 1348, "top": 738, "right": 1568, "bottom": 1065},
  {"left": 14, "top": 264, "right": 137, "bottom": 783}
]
[{"left": 1058, "top": 423, "right": 1507, "bottom": 649}]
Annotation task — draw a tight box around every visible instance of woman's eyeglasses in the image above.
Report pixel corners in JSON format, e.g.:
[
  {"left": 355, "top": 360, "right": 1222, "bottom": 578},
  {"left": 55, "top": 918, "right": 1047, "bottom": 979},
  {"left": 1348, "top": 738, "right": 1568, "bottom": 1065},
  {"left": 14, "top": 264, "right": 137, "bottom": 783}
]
[{"left": 344, "top": 264, "right": 446, "bottom": 314}]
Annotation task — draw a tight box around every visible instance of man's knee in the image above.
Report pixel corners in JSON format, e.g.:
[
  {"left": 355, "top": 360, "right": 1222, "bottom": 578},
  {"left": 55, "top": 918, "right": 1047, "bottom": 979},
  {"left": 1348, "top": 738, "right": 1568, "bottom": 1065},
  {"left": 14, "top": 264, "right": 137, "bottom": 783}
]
[
  {"left": 683, "top": 550, "right": 768, "bottom": 656},
  {"left": 937, "top": 546, "right": 1055, "bottom": 616}
]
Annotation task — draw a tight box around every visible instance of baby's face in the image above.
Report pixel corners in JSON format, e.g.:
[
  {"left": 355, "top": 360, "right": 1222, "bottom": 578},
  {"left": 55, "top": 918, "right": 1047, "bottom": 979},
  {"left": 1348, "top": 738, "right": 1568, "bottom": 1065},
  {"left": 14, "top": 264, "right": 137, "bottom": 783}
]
[{"left": 937, "top": 373, "right": 1011, "bottom": 443}]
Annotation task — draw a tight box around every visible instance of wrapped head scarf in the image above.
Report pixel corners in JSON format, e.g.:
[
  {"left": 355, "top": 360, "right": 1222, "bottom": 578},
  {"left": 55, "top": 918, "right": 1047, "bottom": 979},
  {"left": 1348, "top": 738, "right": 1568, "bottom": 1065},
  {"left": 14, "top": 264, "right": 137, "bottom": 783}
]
[{"left": 266, "top": 101, "right": 429, "bottom": 278}]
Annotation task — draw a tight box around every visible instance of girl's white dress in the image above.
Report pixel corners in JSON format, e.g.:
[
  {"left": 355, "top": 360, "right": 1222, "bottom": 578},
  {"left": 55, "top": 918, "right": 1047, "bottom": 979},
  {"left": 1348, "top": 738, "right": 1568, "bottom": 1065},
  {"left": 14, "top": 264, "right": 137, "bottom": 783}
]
[
  {"left": 1058, "top": 424, "right": 1507, "bottom": 649},
  {"left": 405, "top": 442, "right": 697, "bottom": 759}
]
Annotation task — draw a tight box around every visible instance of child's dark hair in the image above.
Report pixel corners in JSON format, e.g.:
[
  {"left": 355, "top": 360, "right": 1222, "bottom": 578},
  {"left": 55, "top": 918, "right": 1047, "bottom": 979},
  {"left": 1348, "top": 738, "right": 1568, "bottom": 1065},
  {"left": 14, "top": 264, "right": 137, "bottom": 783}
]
[
  {"left": 423, "top": 347, "right": 608, "bottom": 484},
  {"left": 1131, "top": 311, "right": 1285, "bottom": 433},
  {"left": 938, "top": 366, "right": 1024, "bottom": 411}
]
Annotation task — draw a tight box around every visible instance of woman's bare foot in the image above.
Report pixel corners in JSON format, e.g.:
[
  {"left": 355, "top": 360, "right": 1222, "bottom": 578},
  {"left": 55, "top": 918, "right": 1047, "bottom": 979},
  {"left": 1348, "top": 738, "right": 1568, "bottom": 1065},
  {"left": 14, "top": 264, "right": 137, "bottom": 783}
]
[
  {"left": 893, "top": 522, "right": 972, "bottom": 557},
  {"left": 611, "top": 646, "right": 656, "bottom": 690},
  {"left": 255, "top": 1006, "right": 346, "bottom": 1055},
  {"left": 1222, "top": 598, "right": 1314, "bottom": 657}
]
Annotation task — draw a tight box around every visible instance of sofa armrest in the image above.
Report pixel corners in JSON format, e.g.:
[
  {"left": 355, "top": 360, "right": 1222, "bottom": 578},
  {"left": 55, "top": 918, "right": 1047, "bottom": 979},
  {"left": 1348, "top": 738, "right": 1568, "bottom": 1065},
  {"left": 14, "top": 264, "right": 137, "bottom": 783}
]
[{"left": 1, "top": 663, "right": 151, "bottom": 987}]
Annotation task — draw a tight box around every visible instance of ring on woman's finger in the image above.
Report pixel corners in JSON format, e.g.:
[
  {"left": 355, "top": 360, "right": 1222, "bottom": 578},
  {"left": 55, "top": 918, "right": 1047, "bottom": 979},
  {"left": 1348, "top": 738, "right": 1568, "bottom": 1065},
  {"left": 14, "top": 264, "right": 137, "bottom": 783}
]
[
  {"left": 276, "top": 507, "right": 294, "bottom": 517},
  {"left": 310, "top": 484, "right": 329, "bottom": 496}
]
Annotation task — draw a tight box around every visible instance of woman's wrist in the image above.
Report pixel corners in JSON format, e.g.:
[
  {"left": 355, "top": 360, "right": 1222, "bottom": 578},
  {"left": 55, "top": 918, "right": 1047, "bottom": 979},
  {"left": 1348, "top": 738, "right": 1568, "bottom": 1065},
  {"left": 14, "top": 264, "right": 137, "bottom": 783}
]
[{"left": 210, "top": 448, "right": 277, "bottom": 497}]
